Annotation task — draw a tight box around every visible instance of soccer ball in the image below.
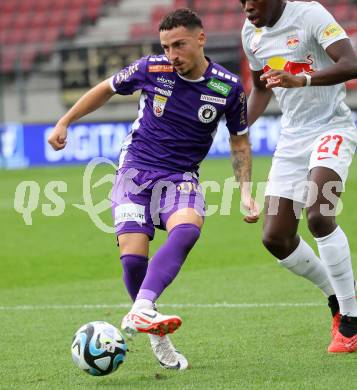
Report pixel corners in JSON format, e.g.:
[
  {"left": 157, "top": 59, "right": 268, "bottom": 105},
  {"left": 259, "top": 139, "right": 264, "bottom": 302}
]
[{"left": 71, "top": 321, "right": 127, "bottom": 376}]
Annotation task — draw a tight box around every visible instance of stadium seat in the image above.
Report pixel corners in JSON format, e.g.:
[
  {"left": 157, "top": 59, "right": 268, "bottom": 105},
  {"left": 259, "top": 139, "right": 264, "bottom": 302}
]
[
  {"left": 2, "top": 0, "right": 353, "bottom": 76},
  {"left": 56, "top": 0, "right": 74, "bottom": 10},
  {"left": 24, "top": 28, "right": 44, "bottom": 44},
  {"left": 34, "top": 0, "right": 52, "bottom": 12},
  {"left": 201, "top": 13, "right": 219, "bottom": 32},
  {"left": 0, "top": 0, "right": 117, "bottom": 73},
  {"left": 6, "top": 29, "right": 26, "bottom": 45},
  {"left": 333, "top": 4, "right": 349, "bottom": 22},
  {"left": 87, "top": 5, "right": 103, "bottom": 21},
  {"left": 63, "top": 10, "right": 83, "bottom": 38},
  {"left": 17, "top": 0, "right": 35, "bottom": 14},
  {"left": 193, "top": 0, "right": 205, "bottom": 12},
  {"left": 204, "top": 0, "right": 221, "bottom": 14},
  {"left": 221, "top": 13, "right": 241, "bottom": 31},
  {"left": 30, "top": 12, "right": 49, "bottom": 29},
  {"left": 151, "top": 6, "right": 172, "bottom": 25},
  {"left": 1, "top": 1, "right": 18, "bottom": 15},
  {"left": 0, "top": 30, "right": 6, "bottom": 45},
  {"left": 13, "top": 13, "right": 30, "bottom": 31},
  {"left": 1, "top": 48, "right": 18, "bottom": 73},
  {"left": 226, "top": 0, "right": 240, "bottom": 12},
  {"left": 41, "top": 27, "right": 61, "bottom": 55},
  {"left": 47, "top": 10, "right": 67, "bottom": 28},
  {"left": 0, "top": 14, "right": 14, "bottom": 33},
  {"left": 174, "top": 0, "right": 188, "bottom": 8},
  {"left": 353, "top": 7, "right": 357, "bottom": 25}
]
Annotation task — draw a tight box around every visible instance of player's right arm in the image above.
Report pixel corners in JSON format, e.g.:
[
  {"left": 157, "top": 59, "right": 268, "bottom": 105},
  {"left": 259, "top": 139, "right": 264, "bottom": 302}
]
[
  {"left": 48, "top": 80, "right": 115, "bottom": 151},
  {"left": 247, "top": 70, "right": 273, "bottom": 126},
  {"left": 230, "top": 133, "right": 259, "bottom": 223},
  {"left": 241, "top": 23, "right": 272, "bottom": 127},
  {"left": 49, "top": 57, "right": 147, "bottom": 151}
]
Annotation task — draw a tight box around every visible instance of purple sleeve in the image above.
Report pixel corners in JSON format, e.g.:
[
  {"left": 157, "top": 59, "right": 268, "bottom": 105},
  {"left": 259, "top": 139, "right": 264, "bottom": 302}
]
[
  {"left": 225, "top": 84, "right": 248, "bottom": 136},
  {"left": 109, "top": 56, "right": 148, "bottom": 95}
]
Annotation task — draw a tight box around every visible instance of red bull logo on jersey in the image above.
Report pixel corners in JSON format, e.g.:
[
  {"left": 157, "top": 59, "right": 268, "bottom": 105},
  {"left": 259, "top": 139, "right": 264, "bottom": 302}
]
[
  {"left": 263, "top": 56, "right": 315, "bottom": 76},
  {"left": 287, "top": 35, "right": 300, "bottom": 50}
]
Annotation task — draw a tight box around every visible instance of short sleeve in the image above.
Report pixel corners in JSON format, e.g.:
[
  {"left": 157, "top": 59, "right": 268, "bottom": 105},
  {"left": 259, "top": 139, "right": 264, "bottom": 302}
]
[
  {"left": 305, "top": 2, "right": 349, "bottom": 50},
  {"left": 241, "top": 22, "right": 263, "bottom": 71},
  {"left": 109, "top": 56, "right": 148, "bottom": 95},
  {"left": 225, "top": 84, "right": 248, "bottom": 136}
]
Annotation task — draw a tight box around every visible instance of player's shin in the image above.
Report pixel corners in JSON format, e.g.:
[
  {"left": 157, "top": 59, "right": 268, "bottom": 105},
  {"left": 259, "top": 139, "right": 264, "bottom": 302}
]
[
  {"left": 121, "top": 224, "right": 200, "bottom": 337},
  {"left": 120, "top": 254, "right": 148, "bottom": 301},
  {"left": 278, "top": 237, "right": 335, "bottom": 297},
  {"left": 135, "top": 223, "right": 201, "bottom": 305},
  {"left": 315, "top": 226, "right": 357, "bottom": 317}
]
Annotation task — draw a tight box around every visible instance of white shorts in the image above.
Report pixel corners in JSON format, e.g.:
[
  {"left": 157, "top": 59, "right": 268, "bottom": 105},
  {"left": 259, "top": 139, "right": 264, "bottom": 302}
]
[{"left": 265, "top": 126, "right": 357, "bottom": 204}]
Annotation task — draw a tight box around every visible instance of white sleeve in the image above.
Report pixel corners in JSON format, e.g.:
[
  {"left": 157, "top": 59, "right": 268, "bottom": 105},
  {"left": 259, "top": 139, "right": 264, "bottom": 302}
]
[
  {"left": 304, "top": 1, "right": 349, "bottom": 50},
  {"left": 108, "top": 76, "right": 116, "bottom": 92},
  {"left": 241, "top": 23, "right": 263, "bottom": 71}
]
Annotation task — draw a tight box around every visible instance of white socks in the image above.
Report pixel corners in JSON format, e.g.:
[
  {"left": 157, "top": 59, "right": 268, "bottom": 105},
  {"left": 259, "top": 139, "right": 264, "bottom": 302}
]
[
  {"left": 278, "top": 228, "right": 357, "bottom": 317},
  {"left": 132, "top": 299, "right": 153, "bottom": 311},
  {"left": 278, "top": 237, "right": 335, "bottom": 297},
  {"left": 316, "top": 226, "right": 357, "bottom": 317}
]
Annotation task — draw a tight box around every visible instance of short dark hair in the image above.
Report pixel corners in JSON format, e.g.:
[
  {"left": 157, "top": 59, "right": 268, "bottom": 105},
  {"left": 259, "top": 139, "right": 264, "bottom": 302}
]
[{"left": 159, "top": 8, "right": 203, "bottom": 32}]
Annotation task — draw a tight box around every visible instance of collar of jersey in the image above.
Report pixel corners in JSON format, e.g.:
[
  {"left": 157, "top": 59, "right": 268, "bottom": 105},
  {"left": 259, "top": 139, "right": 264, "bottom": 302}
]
[{"left": 177, "top": 73, "right": 204, "bottom": 83}]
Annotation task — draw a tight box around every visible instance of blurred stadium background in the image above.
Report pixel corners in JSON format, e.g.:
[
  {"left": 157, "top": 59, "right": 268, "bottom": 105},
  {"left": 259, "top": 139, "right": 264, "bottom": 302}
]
[{"left": 0, "top": 0, "right": 356, "bottom": 168}]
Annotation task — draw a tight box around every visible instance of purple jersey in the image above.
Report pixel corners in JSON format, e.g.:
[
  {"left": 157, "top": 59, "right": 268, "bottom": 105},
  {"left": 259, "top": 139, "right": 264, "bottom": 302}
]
[{"left": 110, "top": 55, "right": 248, "bottom": 173}]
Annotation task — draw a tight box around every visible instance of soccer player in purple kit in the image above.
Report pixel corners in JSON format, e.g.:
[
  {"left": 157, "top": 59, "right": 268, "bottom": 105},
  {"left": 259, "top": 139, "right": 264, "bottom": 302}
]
[{"left": 48, "top": 8, "right": 259, "bottom": 369}]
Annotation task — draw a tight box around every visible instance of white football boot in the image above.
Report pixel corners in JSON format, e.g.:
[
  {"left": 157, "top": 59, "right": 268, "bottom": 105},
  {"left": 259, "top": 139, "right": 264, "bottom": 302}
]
[
  {"left": 148, "top": 334, "right": 189, "bottom": 370},
  {"left": 121, "top": 307, "right": 182, "bottom": 338}
]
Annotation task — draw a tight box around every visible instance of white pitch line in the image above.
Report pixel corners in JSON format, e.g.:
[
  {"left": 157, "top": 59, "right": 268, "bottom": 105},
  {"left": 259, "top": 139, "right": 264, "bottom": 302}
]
[{"left": 0, "top": 302, "right": 324, "bottom": 311}]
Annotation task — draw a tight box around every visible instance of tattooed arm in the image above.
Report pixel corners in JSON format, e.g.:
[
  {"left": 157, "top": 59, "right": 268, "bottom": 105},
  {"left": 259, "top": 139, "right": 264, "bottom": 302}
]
[
  {"left": 230, "top": 134, "right": 259, "bottom": 223},
  {"left": 230, "top": 133, "right": 252, "bottom": 192}
]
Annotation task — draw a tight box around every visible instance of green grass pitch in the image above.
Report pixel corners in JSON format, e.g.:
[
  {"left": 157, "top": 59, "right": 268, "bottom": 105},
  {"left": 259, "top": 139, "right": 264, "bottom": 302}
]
[{"left": 1, "top": 157, "right": 357, "bottom": 389}]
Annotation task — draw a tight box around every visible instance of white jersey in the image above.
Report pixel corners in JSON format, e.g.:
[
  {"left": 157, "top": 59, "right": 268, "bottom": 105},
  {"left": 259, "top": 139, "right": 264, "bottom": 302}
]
[{"left": 242, "top": 1, "right": 355, "bottom": 134}]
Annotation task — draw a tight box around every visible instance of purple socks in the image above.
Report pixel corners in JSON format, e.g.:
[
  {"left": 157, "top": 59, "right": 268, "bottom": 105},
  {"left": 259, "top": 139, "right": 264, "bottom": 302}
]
[
  {"left": 120, "top": 254, "right": 148, "bottom": 301},
  {"left": 136, "top": 223, "right": 201, "bottom": 301}
]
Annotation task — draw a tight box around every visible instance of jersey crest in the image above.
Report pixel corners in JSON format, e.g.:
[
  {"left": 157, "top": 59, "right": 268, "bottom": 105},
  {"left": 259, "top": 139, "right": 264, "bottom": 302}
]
[
  {"left": 153, "top": 94, "right": 168, "bottom": 117},
  {"left": 287, "top": 35, "right": 300, "bottom": 50}
]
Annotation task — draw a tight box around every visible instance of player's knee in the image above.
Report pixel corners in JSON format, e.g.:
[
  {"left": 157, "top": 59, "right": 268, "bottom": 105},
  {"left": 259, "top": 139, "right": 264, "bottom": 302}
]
[
  {"left": 262, "top": 232, "right": 295, "bottom": 258},
  {"left": 169, "top": 223, "right": 201, "bottom": 252},
  {"left": 118, "top": 234, "right": 149, "bottom": 256},
  {"left": 262, "top": 233, "right": 281, "bottom": 254},
  {"left": 120, "top": 254, "right": 148, "bottom": 273},
  {"left": 307, "top": 210, "right": 335, "bottom": 238}
]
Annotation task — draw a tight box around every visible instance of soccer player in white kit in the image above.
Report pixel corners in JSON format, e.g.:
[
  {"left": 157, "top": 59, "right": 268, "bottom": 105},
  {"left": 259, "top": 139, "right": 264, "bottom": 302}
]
[{"left": 240, "top": 0, "right": 357, "bottom": 353}]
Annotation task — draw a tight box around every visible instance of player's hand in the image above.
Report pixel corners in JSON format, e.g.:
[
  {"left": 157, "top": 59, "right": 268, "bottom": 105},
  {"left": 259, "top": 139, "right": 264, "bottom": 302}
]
[
  {"left": 48, "top": 121, "right": 68, "bottom": 151},
  {"left": 241, "top": 193, "right": 260, "bottom": 224},
  {"left": 260, "top": 70, "right": 306, "bottom": 89}
]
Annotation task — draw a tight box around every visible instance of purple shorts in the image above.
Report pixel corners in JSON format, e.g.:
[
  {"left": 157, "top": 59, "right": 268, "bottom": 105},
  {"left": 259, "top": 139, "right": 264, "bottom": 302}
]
[{"left": 111, "top": 168, "right": 205, "bottom": 240}]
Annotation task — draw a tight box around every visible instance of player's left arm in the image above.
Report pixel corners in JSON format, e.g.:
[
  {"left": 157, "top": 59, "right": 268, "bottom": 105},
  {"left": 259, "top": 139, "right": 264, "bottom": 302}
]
[
  {"left": 226, "top": 84, "right": 259, "bottom": 223},
  {"left": 261, "top": 39, "right": 357, "bottom": 88},
  {"left": 311, "top": 39, "right": 357, "bottom": 86},
  {"left": 230, "top": 134, "right": 259, "bottom": 223}
]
